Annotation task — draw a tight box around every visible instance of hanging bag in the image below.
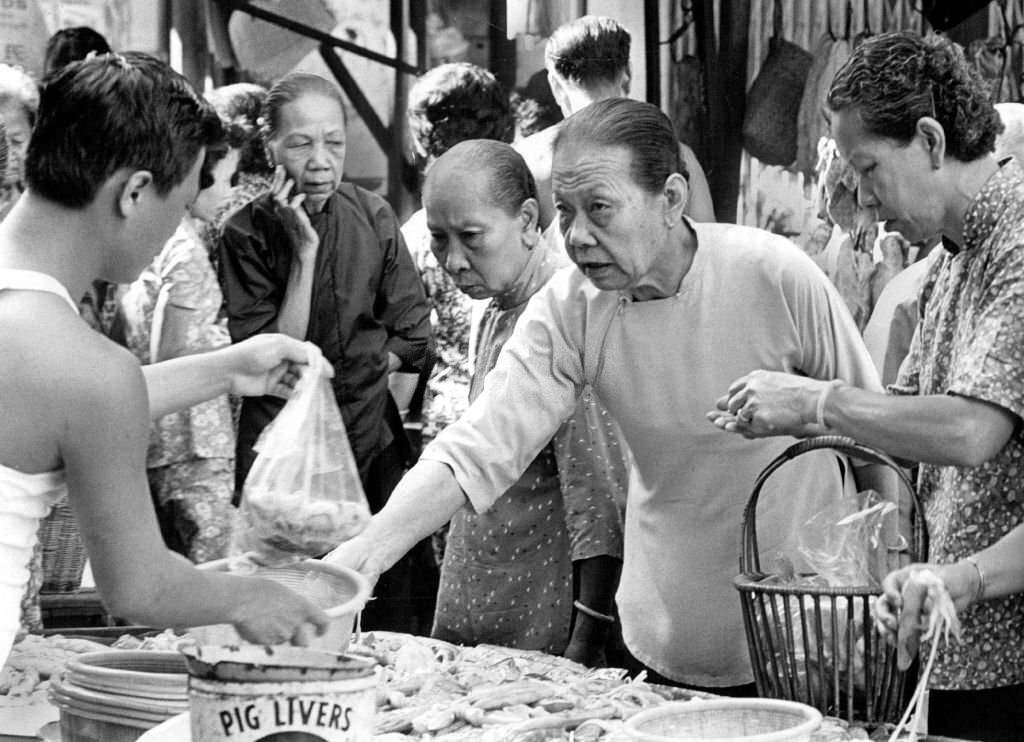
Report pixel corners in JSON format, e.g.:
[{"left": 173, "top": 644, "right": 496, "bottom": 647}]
[{"left": 742, "top": 0, "right": 814, "bottom": 166}]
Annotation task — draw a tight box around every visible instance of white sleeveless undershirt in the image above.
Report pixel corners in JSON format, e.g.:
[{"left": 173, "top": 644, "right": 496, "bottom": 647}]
[{"left": 0, "top": 268, "right": 77, "bottom": 665}]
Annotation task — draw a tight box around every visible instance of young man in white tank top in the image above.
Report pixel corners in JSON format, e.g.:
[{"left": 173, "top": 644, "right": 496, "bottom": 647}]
[{"left": 0, "top": 53, "right": 332, "bottom": 664}]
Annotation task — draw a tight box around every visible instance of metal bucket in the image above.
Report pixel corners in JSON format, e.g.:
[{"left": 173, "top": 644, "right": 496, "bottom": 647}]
[{"left": 181, "top": 645, "right": 376, "bottom": 742}]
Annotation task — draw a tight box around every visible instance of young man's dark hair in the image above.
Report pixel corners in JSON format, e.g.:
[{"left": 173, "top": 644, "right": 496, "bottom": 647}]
[{"left": 26, "top": 52, "right": 220, "bottom": 208}]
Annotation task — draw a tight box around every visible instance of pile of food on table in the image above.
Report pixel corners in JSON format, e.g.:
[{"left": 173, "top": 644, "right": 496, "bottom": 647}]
[
  {"left": 1, "top": 629, "right": 872, "bottom": 741},
  {"left": 0, "top": 11, "right": 1020, "bottom": 742}
]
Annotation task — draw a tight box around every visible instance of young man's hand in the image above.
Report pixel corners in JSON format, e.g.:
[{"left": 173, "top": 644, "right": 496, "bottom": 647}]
[{"left": 224, "top": 336, "right": 333, "bottom": 399}]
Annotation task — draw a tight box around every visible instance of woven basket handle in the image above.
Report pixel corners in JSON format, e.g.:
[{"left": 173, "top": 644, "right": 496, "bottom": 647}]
[{"left": 739, "top": 435, "right": 926, "bottom": 577}]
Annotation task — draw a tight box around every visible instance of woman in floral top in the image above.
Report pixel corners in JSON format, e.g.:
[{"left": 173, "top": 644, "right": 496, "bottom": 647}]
[
  {"left": 120, "top": 116, "right": 244, "bottom": 563},
  {"left": 712, "top": 32, "right": 1024, "bottom": 741}
]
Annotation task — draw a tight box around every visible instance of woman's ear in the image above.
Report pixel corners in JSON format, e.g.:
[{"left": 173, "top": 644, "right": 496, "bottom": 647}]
[
  {"left": 520, "top": 198, "right": 540, "bottom": 249},
  {"left": 521, "top": 197, "right": 540, "bottom": 230},
  {"left": 663, "top": 173, "right": 688, "bottom": 227},
  {"left": 116, "top": 170, "right": 154, "bottom": 218},
  {"left": 264, "top": 134, "right": 280, "bottom": 169},
  {"left": 917, "top": 117, "right": 946, "bottom": 169}
]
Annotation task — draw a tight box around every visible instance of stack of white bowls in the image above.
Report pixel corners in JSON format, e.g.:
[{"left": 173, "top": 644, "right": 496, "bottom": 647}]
[{"left": 49, "top": 650, "right": 188, "bottom": 742}]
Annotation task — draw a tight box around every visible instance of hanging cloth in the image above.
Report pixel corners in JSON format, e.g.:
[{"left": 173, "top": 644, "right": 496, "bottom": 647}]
[{"left": 792, "top": 10, "right": 851, "bottom": 182}]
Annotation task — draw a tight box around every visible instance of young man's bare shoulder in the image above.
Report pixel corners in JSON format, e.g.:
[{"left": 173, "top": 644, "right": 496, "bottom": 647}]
[
  {"left": 0, "top": 293, "right": 146, "bottom": 470},
  {"left": 0, "top": 294, "right": 142, "bottom": 403}
]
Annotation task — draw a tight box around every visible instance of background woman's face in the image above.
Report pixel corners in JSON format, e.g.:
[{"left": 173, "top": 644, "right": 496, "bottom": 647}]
[
  {"left": 424, "top": 165, "right": 534, "bottom": 300},
  {"left": 268, "top": 93, "right": 346, "bottom": 211},
  {"left": 0, "top": 102, "right": 31, "bottom": 188},
  {"left": 190, "top": 148, "right": 240, "bottom": 223}
]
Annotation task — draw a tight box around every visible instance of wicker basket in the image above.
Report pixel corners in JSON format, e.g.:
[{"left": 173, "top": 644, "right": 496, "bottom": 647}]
[
  {"left": 734, "top": 436, "right": 927, "bottom": 725},
  {"left": 39, "top": 498, "right": 88, "bottom": 593}
]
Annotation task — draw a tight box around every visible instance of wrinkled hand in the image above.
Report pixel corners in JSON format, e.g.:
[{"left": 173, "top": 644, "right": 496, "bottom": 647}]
[
  {"left": 270, "top": 166, "right": 319, "bottom": 261},
  {"left": 324, "top": 534, "right": 385, "bottom": 591},
  {"left": 706, "top": 370, "right": 834, "bottom": 438},
  {"left": 224, "top": 335, "right": 333, "bottom": 399},
  {"left": 873, "top": 563, "right": 973, "bottom": 670},
  {"left": 230, "top": 577, "right": 331, "bottom": 646}
]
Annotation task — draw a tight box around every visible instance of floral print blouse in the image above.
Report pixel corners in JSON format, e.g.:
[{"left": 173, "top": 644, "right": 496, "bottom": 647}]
[
  {"left": 120, "top": 219, "right": 235, "bottom": 467},
  {"left": 891, "top": 160, "right": 1024, "bottom": 690},
  {"left": 400, "top": 209, "right": 474, "bottom": 441}
]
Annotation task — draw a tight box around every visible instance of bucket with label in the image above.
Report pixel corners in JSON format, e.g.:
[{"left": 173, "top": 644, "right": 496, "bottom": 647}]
[{"left": 181, "top": 645, "right": 376, "bottom": 742}]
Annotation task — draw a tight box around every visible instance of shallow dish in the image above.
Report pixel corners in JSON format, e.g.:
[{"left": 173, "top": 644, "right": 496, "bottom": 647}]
[
  {"left": 624, "top": 698, "right": 822, "bottom": 742},
  {"left": 64, "top": 650, "right": 186, "bottom": 698},
  {"left": 192, "top": 558, "right": 370, "bottom": 652},
  {"left": 50, "top": 676, "right": 187, "bottom": 722}
]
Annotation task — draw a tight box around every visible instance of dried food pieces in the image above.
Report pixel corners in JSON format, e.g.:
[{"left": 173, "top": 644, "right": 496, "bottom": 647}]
[
  {"left": 0, "top": 633, "right": 109, "bottom": 708},
  {"left": 238, "top": 491, "right": 371, "bottom": 557}
]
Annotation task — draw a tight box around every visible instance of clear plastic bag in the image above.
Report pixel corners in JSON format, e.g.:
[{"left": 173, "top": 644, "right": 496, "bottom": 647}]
[
  {"left": 758, "top": 593, "right": 874, "bottom": 697},
  {"left": 798, "top": 489, "right": 904, "bottom": 589},
  {"left": 232, "top": 344, "right": 371, "bottom": 565}
]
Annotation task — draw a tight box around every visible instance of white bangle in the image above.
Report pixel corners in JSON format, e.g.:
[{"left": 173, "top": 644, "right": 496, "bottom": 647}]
[
  {"left": 962, "top": 556, "right": 987, "bottom": 604},
  {"left": 573, "top": 600, "right": 616, "bottom": 624},
  {"left": 816, "top": 381, "right": 840, "bottom": 429}
]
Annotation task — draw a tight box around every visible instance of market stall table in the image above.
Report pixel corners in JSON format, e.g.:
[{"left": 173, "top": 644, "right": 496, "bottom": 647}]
[{"left": 0, "top": 630, "right": 978, "bottom": 741}]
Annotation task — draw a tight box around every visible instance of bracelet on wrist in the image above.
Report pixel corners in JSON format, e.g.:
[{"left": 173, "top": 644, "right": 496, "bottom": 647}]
[
  {"left": 815, "top": 380, "right": 841, "bottom": 429},
  {"left": 962, "top": 556, "right": 987, "bottom": 605},
  {"left": 573, "top": 600, "right": 616, "bottom": 624}
]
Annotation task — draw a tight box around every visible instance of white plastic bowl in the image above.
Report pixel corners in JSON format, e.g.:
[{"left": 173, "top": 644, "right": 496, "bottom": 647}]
[
  {"left": 191, "top": 558, "right": 370, "bottom": 652},
  {"left": 624, "top": 699, "right": 822, "bottom": 742},
  {"left": 49, "top": 651, "right": 189, "bottom": 742}
]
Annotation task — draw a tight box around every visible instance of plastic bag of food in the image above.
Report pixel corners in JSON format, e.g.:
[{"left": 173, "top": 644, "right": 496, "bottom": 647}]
[
  {"left": 232, "top": 343, "right": 371, "bottom": 565},
  {"left": 763, "top": 593, "right": 873, "bottom": 697},
  {"left": 798, "top": 489, "right": 902, "bottom": 589}
]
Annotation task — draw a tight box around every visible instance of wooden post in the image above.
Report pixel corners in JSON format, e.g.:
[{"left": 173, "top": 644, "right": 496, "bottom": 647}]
[
  {"left": 410, "top": 0, "right": 427, "bottom": 71},
  {"left": 694, "top": 0, "right": 749, "bottom": 223},
  {"left": 158, "top": 0, "right": 172, "bottom": 62},
  {"left": 390, "top": 0, "right": 416, "bottom": 219},
  {"left": 489, "top": 0, "right": 516, "bottom": 92},
  {"left": 172, "top": 0, "right": 209, "bottom": 88},
  {"left": 644, "top": 0, "right": 660, "bottom": 107}
]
